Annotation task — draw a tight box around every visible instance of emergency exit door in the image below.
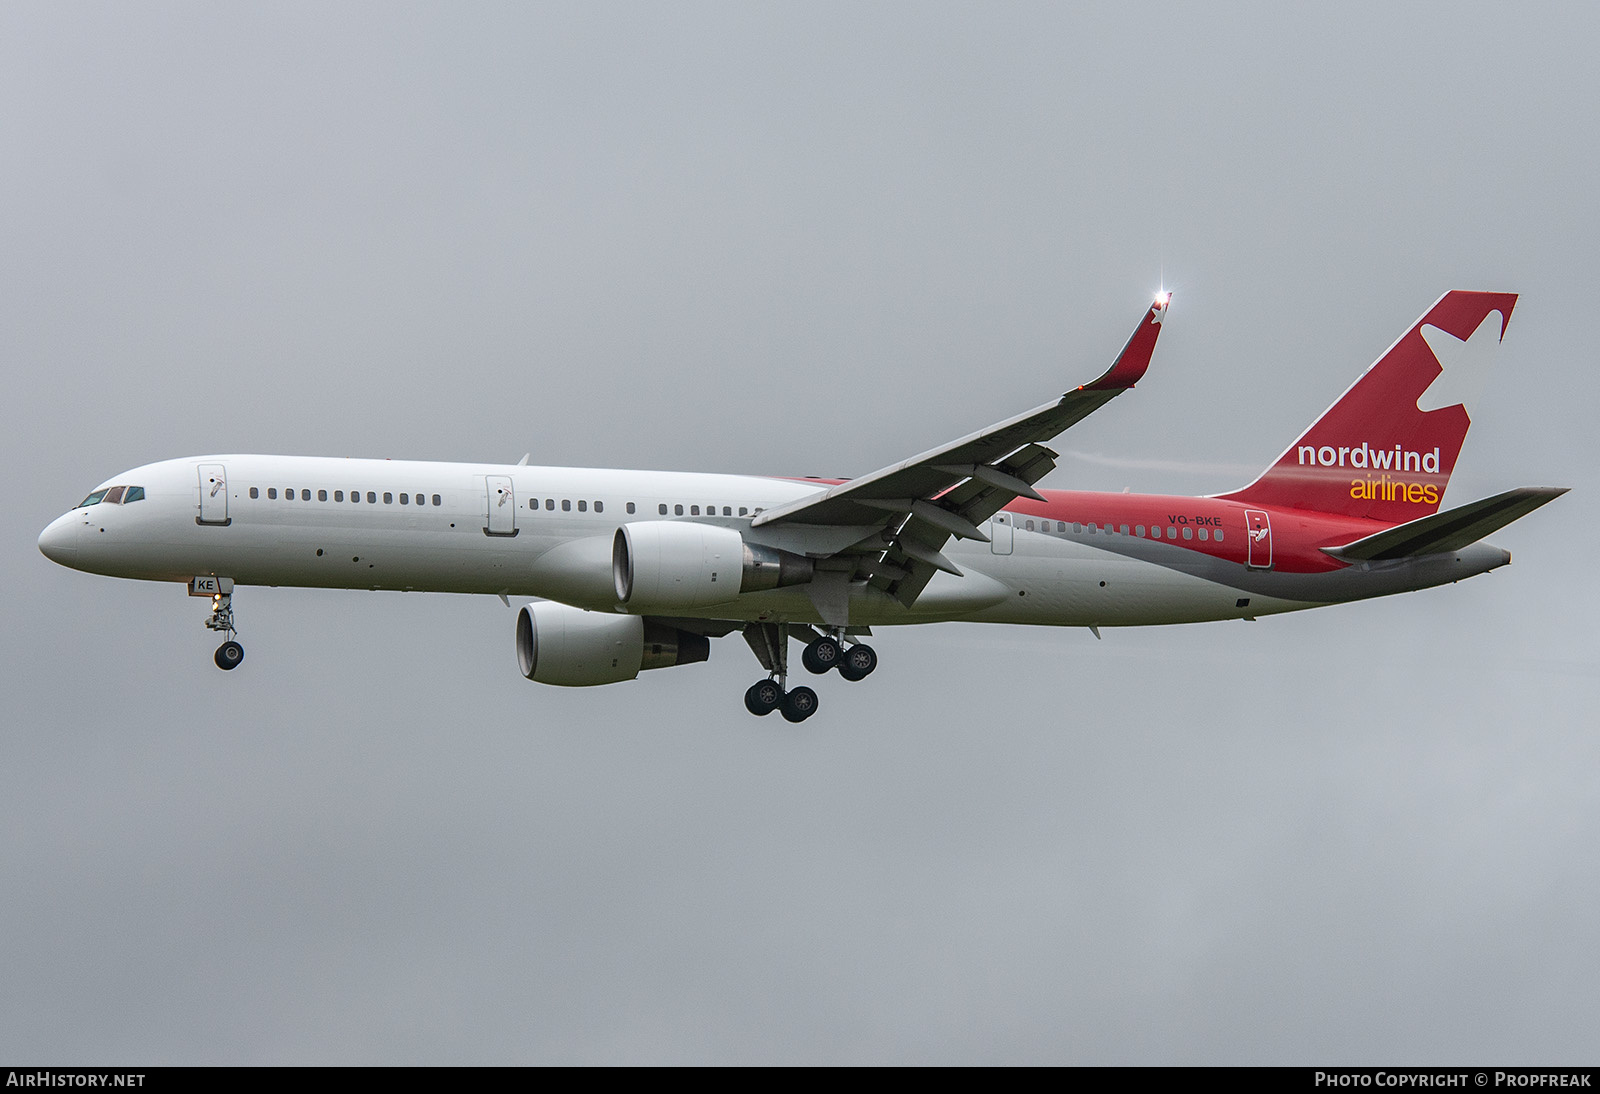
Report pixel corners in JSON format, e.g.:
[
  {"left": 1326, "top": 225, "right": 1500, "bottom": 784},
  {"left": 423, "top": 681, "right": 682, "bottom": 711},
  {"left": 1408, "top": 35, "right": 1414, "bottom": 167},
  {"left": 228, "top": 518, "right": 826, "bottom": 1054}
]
[
  {"left": 990, "top": 512, "right": 1014, "bottom": 555},
  {"left": 485, "top": 475, "right": 518, "bottom": 536}
]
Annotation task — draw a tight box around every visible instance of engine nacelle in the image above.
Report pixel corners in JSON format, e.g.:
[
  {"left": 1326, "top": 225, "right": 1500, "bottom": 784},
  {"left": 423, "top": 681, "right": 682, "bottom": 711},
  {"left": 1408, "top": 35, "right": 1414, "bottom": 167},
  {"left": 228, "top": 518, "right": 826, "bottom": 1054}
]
[
  {"left": 613, "top": 521, "right": 813, "bottom": 613},
  {"left": 516, "top": 601, "right": 709, "bottom": 687}
]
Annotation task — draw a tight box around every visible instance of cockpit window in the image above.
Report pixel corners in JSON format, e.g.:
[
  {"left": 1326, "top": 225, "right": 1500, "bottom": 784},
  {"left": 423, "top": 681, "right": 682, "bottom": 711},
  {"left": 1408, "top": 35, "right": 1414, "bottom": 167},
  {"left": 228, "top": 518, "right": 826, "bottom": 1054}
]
[{"left": 73, "top": 485, "right": 146, "bottom": 510}]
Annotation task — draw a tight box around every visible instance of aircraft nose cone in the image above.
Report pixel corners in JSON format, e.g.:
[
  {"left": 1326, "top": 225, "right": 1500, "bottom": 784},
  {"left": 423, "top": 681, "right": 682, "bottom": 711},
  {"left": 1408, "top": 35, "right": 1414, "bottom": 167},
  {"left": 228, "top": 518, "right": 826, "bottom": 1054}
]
[{"left": 38, "top": 514, "right": 79, "bottom": 564}]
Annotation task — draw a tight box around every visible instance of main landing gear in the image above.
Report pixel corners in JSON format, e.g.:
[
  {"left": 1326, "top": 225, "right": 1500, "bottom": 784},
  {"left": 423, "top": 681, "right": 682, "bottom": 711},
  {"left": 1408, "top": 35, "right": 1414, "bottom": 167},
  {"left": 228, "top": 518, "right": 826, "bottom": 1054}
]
[
  {"left": 743, "top": 678, "right": 817, "bottom": 722},
  {"left": 203, "top": 584, "right": 244, "bottom": 671},
  {"left": 742, "top": 623, "right": 877, "bottom": 722}
]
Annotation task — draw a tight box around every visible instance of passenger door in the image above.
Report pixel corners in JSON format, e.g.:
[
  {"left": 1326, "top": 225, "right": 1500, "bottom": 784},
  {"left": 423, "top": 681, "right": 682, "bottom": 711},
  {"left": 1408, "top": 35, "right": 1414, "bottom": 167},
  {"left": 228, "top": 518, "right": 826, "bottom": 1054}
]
[
  {"left": 1245, "top": 509, "right": 1272, "bottom": 569},
  {"left": 197, "top": 463, "right": 229, "bottom": 525}
]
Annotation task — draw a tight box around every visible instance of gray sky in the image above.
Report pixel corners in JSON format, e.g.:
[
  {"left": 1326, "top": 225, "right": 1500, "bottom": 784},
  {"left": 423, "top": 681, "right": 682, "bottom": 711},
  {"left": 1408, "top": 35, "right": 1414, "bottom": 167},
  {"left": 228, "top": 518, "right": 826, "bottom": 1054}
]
[{"left": 3, "top": 1, "right": 1595, "bottom": 1064}]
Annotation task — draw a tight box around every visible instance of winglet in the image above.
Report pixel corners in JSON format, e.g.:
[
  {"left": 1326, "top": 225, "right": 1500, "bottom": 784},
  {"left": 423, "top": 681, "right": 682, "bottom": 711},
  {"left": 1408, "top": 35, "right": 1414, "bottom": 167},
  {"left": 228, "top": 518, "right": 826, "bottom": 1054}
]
[{"left": 1082, "top": 292, "right": 1169, "bottom": 392}]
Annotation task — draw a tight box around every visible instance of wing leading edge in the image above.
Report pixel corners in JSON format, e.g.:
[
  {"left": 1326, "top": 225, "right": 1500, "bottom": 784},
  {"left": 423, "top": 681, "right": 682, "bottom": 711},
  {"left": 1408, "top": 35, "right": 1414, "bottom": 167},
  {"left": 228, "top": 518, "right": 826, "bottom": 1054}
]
[{"left": 747, "top": 294, "right": 1171, "bottom": 621}]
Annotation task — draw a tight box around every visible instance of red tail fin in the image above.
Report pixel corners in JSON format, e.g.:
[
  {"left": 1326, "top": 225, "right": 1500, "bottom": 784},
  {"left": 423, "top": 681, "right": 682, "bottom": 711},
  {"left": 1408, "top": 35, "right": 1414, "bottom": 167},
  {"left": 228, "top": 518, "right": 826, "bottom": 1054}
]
[{"left": 1217, "top": 290, "right": 1518, "bottom": 522}]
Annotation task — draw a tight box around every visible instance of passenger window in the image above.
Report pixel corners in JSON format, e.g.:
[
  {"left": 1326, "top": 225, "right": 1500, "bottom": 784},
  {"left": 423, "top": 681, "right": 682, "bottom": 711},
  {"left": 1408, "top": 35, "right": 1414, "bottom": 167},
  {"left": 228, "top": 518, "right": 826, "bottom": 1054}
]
[
  {"left": 674, "top": 504, "right": 683, "bottom": 516},
  {"left": 739, "top": 507, "right": 748, "bottom": 517},
  {"left": 301, "top": 489, "right": 310, "bottom": 501},
  {"left": 691, "top": 505, "right": 700, "bottom": 516},
  {"left": 1025, "top": 520, "right": 1034, "bottom": 531},
  {"left": 318, "top": 489, "right": 328, "bottom": 502},
  {"left": 1135, "top": 525, "right": 1144, "bottom": 536},
  {"left": 268, "top": 488, "right": 278, "bottom": 500},
  {"left": 1167, "top": 527, "right": 1177, "bottom": 539},
  {"left": 627, "top": 502, "right": 636, "bottom": 514},
  {"left": 123, "top": 486, "right": 145, "bottom": 504},
  {"left": 578, "top": 500, "right": 587, "bottom": 512},
  {"left": 595, "top": 501, "right": 604, "bottom": 513},
  {"left": 400, "top": 493, "right": 409, "bottom": 505},
  {"left": 1214, "top": 529, "right": 1224, "bottom": 542},
  {"left": 1072, "top": 523, "right": 1082, "bottom": 534},
  {"left": 722, "top": 506, "right": 731, "bottom": 516},
  {"left": 1199, "top": 528, "right": 1208, "bottom": 541},
  {"left": 659, "top": 504, "right": 668, "bottom": 515},
  {"left": 367, "top": 492, "right": 377, "bottom": 504},
  {"left": 351, "top": 491, "right": 360, "bottom": 503},
  {"left": 1088, "top": 523, "right": 1097, "bottom": 534},
  {"left": 561, "top": 499, "right": 571, "bottom": 511},
  {"left": 250, "top": 487, "right": 260, "bottom": 499},
  {"left": 1183, "top": 527, "right": 1193, "bottom": 540},
  {"left": 1120, "top": 525, "right": 1129, "bottom": 535},
  {"left": 335, "top": 491, "right": 343, "bottom": 502},
  {"left": 384, "top": 492, "right": 393, "bottom": 504},
  {"left": 432, "top": 495, "right": 441, "bottom": 507},
  {"left": 546, "top": 499, "right": 554, "bottom": 510}
]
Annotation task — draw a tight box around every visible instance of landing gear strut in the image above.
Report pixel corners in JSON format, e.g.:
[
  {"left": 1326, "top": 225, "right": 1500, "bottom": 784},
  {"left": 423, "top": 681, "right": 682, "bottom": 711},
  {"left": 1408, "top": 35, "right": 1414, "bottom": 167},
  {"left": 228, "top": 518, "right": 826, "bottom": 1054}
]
[
  {"left": 203, "top": 585, "right": 244, "bottom": 671},
  {"left": 741, "top": 622, "right": 820, "bottom": 723}
]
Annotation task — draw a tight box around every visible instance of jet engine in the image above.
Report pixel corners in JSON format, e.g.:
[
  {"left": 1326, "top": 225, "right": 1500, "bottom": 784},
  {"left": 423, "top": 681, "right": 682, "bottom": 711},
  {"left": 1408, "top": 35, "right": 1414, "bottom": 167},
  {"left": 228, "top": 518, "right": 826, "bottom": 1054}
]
[
  {"left": 612, "top": 522, "right": 813, "bottom": 613},
  {"left": 516, "top": 601, "right": 709, "bottom": 687}
]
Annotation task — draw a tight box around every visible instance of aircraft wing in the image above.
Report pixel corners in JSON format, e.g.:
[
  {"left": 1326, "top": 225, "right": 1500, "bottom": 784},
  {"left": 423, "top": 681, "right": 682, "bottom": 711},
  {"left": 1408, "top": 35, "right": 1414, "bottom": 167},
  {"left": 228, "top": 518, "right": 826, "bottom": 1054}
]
[
  {"left": 1323, "top": 486, "right": 1568, "bottom": 561},
  {"left": 746, "top": 294, "right": 1171, "bottom": 619}
]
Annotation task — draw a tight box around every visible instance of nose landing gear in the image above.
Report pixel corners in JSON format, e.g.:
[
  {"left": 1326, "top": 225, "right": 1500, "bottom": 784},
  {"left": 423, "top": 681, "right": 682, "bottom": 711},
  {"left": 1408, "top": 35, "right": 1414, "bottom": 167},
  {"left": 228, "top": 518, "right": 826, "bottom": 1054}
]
[
  {"left": 199, "top": 580, "right": 244, "bottom": 671},
  {"left": 214, "top": 640, "right": 244, "bottom": 670}
]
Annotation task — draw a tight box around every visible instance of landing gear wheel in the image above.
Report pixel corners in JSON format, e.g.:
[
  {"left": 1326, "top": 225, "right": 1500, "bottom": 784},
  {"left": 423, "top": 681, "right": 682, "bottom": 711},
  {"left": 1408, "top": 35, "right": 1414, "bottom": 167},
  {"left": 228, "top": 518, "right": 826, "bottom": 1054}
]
[
  {"left": 802, "top": 636, "right": 842, "bottom": 674},
  {"left": 781, "top": 686, "right": 819, "bottom": 723},
  {"left": 744, "top": 679, "right": 783, "bottom": 716},
  {"left": 838, "top": 643, "right": 877, "bottom": 682},
  {"left": 214, "top": 640, "right": 245, "bottom": 671}
]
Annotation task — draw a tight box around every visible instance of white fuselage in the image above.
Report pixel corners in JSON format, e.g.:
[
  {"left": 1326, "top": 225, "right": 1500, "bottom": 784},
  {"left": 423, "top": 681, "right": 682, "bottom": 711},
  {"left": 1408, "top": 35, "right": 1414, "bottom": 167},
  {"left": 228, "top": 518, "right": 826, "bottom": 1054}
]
[{"left": 39, "top": 454, "right": 1506, "bottom": 631}]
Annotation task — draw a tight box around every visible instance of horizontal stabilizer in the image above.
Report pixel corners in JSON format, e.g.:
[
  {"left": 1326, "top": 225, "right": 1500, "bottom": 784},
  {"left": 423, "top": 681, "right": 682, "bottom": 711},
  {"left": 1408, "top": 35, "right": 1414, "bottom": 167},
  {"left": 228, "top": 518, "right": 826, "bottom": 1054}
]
[{"left": 1324, "top": 487, "right": 1567, "bottom": 561}]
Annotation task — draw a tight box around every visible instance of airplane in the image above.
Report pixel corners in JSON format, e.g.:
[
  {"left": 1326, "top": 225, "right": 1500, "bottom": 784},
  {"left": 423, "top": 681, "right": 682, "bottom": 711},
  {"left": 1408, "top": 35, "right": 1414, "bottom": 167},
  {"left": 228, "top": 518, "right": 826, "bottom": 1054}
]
[{"left": 38, "top": 290, "right": 1566, "bottom": 722}]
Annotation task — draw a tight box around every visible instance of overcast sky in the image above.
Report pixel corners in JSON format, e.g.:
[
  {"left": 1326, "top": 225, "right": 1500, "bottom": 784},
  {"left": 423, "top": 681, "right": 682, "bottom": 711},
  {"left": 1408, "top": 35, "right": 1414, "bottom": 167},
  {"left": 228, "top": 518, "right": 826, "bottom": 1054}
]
[{"left": 3, "top": 1, "right": 1596, "bottom": 1065}]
